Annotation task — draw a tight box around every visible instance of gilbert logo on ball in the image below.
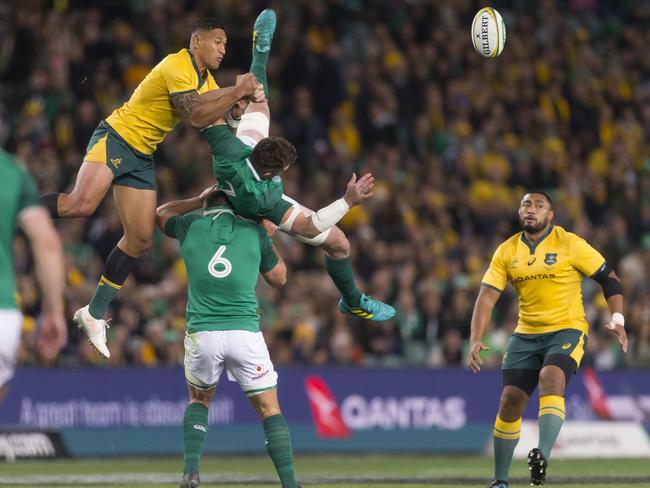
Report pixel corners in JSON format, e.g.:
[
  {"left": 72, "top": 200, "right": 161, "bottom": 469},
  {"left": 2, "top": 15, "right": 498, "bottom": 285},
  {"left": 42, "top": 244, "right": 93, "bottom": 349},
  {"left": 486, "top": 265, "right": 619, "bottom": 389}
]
[{"left": 471, "top": 7, "right": 506, "bottom": 58}]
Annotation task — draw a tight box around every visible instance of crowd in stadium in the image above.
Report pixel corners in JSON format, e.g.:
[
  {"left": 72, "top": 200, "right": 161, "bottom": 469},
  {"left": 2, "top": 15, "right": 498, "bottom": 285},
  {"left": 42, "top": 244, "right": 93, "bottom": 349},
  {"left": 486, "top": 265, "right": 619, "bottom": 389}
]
[{"left": 2, "top": 0, "right": 649, "bottom": 369}]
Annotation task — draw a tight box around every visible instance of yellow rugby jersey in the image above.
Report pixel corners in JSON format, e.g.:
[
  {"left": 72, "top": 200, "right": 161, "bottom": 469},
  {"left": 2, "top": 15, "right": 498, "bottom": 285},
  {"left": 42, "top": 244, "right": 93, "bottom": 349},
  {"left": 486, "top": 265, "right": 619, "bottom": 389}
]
[
  {"left": 481, "top": 225, "right": 606, "bottom": 335},
  {"left": 105, "top": 49, "right": 219, "bottom": 155}
]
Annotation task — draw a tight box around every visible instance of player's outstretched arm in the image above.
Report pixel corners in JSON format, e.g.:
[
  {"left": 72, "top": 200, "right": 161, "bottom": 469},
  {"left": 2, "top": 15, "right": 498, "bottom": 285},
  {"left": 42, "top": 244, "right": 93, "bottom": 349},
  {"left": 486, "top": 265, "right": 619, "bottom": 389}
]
[
  {"left": 280, "top": 173, "right": 374, "bottom": 239},
  {"left": 262, "top": 255, "right": 286, "bottom": 289},
  {"left": 468, "top": 285, "right": 501, "bottom": 373},
  {"left": 592, "top": 264, "right": 627, "bottom": 352},
  {"left": 156, "top": 186, "right": 215, "bottom": 231},
  {"left": 20, "top": 207, "right": 66, "bottom": 361},
  {"left": 171, "top": 74, "right": 262, "bottom": 129}
]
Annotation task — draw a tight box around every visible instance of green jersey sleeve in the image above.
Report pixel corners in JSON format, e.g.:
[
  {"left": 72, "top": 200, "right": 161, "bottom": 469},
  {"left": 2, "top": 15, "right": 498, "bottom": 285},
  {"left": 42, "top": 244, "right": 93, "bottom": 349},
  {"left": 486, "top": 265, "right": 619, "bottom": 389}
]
[
  {"left": 164, "top": 214, "right": 201, "bottom": 242},
  {"left": 18, "top": 167, "right": 40, "bottom": 212},
  {"left": 258, "top": 227, "right": 279, "bottom": 273},
  {"left": 201, "top": 124, "right": 251, "bottom": 163}
]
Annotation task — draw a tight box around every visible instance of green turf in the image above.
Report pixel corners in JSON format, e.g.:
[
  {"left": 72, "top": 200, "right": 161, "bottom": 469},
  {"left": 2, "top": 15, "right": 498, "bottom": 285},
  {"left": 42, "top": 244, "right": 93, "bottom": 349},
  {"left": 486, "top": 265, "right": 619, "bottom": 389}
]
[{"left": 2, "top": 455, "right": 650, "bottom": 487}]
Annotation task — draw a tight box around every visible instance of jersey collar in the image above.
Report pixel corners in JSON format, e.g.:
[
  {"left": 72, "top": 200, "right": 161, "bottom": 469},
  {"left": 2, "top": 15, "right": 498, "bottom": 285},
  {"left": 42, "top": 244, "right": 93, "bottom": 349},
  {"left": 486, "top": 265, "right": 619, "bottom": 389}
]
[
  {"left": 521, "top": 225, "right": 554, "bottom": 254},
  {"left": 186, "top": 49, "right": 208, "bottom": 90},
  {"left": 203, "top": 206, "right": 235, "bottom": 219}
]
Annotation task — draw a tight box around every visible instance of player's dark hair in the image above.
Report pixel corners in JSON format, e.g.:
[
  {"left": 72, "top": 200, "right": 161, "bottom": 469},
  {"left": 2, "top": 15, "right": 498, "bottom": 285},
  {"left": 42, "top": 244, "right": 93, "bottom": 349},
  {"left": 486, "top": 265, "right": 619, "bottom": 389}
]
[
  {"left": 526, "top": 190, "right": 553, "bottom": 207},
  {"left": 204, "top": 190, "right": 230, "bottom": 209},
  {"left": 191, "top": 18, "right": 225, "bottom": 35},
  {"left": 250, "top": 137, "right": 297, "bottom": 178}
]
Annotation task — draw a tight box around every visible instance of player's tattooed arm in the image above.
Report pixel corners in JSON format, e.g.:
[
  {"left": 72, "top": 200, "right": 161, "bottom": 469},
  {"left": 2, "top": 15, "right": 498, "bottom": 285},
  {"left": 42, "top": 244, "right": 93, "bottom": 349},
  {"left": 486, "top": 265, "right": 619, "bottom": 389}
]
[{"left": 171, "top": 91, "right": 202, "bottom": 119}]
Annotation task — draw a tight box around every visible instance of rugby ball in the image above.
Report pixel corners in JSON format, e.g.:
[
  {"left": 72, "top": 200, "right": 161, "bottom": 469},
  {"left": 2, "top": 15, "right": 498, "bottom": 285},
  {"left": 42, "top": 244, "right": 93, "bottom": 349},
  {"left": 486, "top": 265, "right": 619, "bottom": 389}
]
[{"left": 471, "top": 7, "right": 506, "bottom": 58}]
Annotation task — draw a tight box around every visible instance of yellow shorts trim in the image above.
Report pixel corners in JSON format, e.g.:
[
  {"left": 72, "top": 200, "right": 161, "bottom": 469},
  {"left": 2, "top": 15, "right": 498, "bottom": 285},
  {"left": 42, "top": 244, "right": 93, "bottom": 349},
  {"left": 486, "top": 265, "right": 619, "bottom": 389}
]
[
  {"left": 85, "top": 134, "right": 108, "bottom": 165},
  {"left": 569, "top": 333, "right": 586, "bottom": 366}
]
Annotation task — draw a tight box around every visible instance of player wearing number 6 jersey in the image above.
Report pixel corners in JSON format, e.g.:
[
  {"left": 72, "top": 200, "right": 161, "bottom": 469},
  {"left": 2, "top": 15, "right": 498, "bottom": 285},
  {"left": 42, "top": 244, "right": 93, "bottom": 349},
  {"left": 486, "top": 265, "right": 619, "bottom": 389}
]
[
  {"left": 469, "top": 191, "right": 628, "bottom": 488},
  {"left": 156, "top": 188, "right": 300, "bottom": 488}
]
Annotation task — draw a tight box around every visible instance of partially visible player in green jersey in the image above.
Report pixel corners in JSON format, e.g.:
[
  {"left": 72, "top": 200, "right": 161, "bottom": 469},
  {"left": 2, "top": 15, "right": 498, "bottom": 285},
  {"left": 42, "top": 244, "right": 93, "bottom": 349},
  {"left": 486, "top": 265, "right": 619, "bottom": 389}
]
[
  {"left": 156, "top": 188, "right": 300, "bottom": 488},
  {"left": 202, "top": 9, "right": 396, "bottom": 322},
  {"left": 0, "top": 148, "right": 66, "bottom": 399},
  {"left": 469, "top": 191, "right": 628, "bottom": 488}
]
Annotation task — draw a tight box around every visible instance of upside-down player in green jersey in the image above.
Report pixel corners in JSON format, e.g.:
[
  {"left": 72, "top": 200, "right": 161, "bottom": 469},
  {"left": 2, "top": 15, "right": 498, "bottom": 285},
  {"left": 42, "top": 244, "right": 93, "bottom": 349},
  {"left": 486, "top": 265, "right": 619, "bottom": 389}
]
[
  {"left": 201, "top": 9, "right": 396, "bottom": 322},
  {"left": 156, "top": 187, "right": 302, "bottom": 488},
  {"left": 0, "top": 148, "right": 66, "bottom": 400}
]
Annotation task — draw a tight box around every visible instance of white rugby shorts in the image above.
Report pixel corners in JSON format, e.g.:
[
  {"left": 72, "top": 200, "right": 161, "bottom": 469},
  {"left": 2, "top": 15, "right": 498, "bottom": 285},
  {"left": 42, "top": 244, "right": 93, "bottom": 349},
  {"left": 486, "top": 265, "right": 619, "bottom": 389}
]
[
  {"left": 184, "top": 330, "right": 278, "bottom": 396},
  {"left": 0, "top": 309, "right": 23, "bottom": 388}
]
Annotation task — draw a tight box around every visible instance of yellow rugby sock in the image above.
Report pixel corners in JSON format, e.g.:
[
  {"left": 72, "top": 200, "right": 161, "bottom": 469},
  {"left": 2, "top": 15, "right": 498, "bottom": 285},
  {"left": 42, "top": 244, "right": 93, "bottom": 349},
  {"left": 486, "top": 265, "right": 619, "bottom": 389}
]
[
  {"left": 493, "top": 416, "right": 521, "bottom": 481},
  {"left": 538, "top": 395, "right": 565, "bottom": 459}
]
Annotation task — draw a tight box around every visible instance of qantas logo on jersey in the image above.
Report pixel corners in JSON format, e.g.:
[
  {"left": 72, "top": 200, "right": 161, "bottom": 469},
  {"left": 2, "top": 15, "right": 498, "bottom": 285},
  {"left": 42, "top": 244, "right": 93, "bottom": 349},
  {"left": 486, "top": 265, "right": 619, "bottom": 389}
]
[
  {"left": 513, "top": 273, "right": 556, "bottom": 283},
  {"left": 304, "top": 376, "right": 467, "bottom": 437}
]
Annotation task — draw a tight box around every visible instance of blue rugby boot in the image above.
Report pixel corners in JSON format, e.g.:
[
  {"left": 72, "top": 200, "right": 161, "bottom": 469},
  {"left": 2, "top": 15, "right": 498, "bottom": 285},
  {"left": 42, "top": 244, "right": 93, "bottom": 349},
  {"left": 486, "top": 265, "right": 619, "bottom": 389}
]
[
  {"left": 252, "top": 9, "right": 276, "bottom": 53},
  {"left": 339, "top": 294, "right": 396, "bottom": 321}
]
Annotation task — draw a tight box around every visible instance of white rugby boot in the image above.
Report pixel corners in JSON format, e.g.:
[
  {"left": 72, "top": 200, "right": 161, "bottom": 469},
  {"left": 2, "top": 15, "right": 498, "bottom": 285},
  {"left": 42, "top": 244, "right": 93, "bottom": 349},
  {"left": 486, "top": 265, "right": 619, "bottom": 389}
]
[{"left": 73, "top": 305, "right": 111, "bottom": 358}]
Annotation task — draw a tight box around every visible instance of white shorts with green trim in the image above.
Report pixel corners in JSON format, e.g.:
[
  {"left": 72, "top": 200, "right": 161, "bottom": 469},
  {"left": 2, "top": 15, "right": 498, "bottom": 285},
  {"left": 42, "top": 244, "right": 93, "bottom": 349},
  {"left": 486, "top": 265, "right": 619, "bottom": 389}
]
[
  {"left": 0, "top": 309, "right": 23, "bottom": 388},
  {"left": 184, "top": 330, "right": 277, "bottom": 396}
]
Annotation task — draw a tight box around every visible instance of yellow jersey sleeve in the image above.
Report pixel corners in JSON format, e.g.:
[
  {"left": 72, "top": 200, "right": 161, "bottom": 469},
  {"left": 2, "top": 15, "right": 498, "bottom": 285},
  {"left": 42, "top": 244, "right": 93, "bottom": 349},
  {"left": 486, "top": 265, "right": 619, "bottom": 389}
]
[
  {"left": 158, "top": 54, "right": 199, "bottom": 95},
  {"left": 481, "top": 243, "right": 508, "bottom": 292},
  {"left": 569, "top": 233, "right": 606, "bottom": 277}
]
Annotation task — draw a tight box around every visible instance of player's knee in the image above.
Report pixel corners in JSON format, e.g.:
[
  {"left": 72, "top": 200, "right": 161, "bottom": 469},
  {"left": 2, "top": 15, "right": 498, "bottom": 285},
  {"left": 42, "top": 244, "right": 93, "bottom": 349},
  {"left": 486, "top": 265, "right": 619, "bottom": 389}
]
[
  {"left": 538, "top": 366, "right": 566, "bottom": 395},
  {"left": 69, "top": 193, "right": 100, "bottom": 217},
  {"left": 123, "top": 235, "right": 153, "bottom": 256},
  {"left": 498, "top": 386, "right": 527, "bottom": 417},
  {"left": 322, "top": 226, "right": 350, "bottom": 259}
]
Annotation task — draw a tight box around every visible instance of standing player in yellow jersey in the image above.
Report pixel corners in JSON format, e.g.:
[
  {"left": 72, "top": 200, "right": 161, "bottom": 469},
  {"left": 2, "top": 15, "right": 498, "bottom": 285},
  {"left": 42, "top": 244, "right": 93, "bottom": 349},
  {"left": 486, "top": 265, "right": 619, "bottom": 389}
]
[
  {"left": 468, "top": 191, "right": 628, "bottom": 488},
  {"left": 40, "top": 19, "right": 262, "bottom": 358}
]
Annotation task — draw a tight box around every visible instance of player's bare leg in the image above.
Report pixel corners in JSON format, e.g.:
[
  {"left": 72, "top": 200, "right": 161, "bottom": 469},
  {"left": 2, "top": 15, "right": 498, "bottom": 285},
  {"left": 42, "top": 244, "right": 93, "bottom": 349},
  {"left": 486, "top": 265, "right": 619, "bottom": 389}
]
[
  {"left": 490, "top": 384, "right": 529, "bottom": 488},
  {"left": 74, "top": 186, "right": 156, "bottom": 358},
  {"left": 528, "top": 364, "right": 568, "bottom": 486},
  {"left": 249, "top": 388, "right": 300, "bottom": 488},
  {"left": 41, "top": 161, "right": 113, "bottom": 218}
]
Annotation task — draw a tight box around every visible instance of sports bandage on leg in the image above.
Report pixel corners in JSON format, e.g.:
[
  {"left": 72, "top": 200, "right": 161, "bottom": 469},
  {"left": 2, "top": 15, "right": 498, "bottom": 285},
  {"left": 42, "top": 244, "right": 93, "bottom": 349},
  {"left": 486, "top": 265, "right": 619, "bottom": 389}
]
[
  {"left": 311, "top": 198, "right": 350, "bottom": 233},
  {"left": 293, "top": 228, "right": 331, "bottom": 246},
  {"left": 236, "top": 111, "right": 270, "bottom": 141}
]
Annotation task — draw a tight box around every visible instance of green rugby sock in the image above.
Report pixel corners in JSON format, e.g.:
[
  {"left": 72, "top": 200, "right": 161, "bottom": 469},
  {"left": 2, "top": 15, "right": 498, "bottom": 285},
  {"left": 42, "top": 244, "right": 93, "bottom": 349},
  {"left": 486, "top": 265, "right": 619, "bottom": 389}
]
[
  {"left": 493, "top": 416, "right": 521, "bottom": 481},
  {"left": 250, "top": 51, "right": 269, "bottom": 98},
  {"left": 263, "top": 414, "right": 298, "bottom": 488},
  {"left": 538, "top": 395, "right": 565, "bottom": 459},
  {"left": 183, "top": 403, "right": 209, "bottom": 475},
  {"left": 325, "top": 256, "right": 362, "bottom": 307},
  {"left": 88, "top": 247, "right": 137, "bottom": 319}
]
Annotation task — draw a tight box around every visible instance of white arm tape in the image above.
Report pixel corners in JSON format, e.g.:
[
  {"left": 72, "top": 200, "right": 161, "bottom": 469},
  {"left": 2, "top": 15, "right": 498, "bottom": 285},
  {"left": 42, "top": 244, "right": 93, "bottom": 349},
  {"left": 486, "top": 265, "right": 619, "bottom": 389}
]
[
  {"left": 611, "top": 312, "right": 625, "bottom": 327},
  {"left": 226, "top": 110, "right": 240, "bottom": 129},
  {"left": 294, "top": 228, "right": 331, "bottom": 246},
  {"left": 237, "top": 111, "right": 270, "bottom": 138},
  {"left": 311, "top": 198, "right": 350, "bottom": 232},
  {"left": 279, "top": 206, "right": 301, "bottom": 232}
]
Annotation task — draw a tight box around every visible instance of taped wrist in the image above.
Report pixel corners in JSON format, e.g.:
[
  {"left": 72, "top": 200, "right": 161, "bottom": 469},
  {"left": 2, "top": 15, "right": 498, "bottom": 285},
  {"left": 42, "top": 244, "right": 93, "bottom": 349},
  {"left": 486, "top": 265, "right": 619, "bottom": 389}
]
[
  {"left": 311, "top": 198, "right": 350, "bottom": 232},
  {"left": 592, "top": 262, "right": 623, "bottom": 299},
  {"left": 611, "top": 312, "right": 625, "bottom": 327}
]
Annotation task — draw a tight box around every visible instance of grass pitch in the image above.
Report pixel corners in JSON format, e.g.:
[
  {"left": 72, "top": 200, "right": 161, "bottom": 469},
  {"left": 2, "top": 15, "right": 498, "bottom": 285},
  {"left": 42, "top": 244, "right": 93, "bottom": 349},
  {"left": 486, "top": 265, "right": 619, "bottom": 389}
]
[{"left": 1, "top": 454, "right": 649, "bottom": 487}]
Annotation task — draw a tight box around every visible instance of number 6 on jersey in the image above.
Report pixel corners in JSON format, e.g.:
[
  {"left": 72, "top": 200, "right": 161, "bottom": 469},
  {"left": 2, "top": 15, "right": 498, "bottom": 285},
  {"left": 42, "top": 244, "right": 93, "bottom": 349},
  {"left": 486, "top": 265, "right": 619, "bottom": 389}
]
[{"left": 208, "top": 245, "right": 232, "bottom": 278}]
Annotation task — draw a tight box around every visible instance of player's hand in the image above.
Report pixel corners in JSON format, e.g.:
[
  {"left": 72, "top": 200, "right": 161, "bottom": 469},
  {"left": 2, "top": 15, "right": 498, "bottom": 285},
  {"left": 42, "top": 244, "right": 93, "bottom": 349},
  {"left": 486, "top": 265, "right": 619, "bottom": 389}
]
[
  {"left": 343, "top": 173, "right": 374, "bottom": 207},
  {"left": 38, "top": 311, "right": 67, "bottom": 362},
  {"left": 605, "top": 320, "right": 628, "bottom": 353},
  {"left": 251, "top": 83, "right": 266, "bottom": 103},
  {"left": 260, "top": 219, "right": 278, "bottom": 237},
  {"left": 468, "top": 341, "right": 489, "bottom": 373},
  {"left": 198, "top": 185, "right": 217, "bottom": 201},
  {"left": 235, "top": 73, "right": 259, "bottom": 99}
]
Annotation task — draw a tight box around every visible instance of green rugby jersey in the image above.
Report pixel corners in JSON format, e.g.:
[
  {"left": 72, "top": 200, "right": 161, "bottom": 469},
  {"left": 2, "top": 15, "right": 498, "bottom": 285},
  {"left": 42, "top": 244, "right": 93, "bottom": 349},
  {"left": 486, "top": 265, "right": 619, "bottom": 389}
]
[
  {"left": 201, "top": 125, "right": 291, "bottom": 225},
  {"left": 0, "top": 149, "right": 40, "bottom": 308},
  {"left": 164, "top": 207, "right": 278, "bottom": 333}
]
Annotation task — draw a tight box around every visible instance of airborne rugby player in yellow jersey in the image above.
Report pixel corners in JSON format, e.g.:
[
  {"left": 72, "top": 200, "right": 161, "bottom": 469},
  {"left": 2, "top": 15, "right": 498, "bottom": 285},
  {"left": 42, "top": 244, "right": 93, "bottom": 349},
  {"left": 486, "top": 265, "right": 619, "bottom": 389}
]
[
  {"left": 40, "top": 19, "right": 263, "bottom": 358},
  {"left": 469, "top": 191, "right": 628, "bottom": 488}
]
